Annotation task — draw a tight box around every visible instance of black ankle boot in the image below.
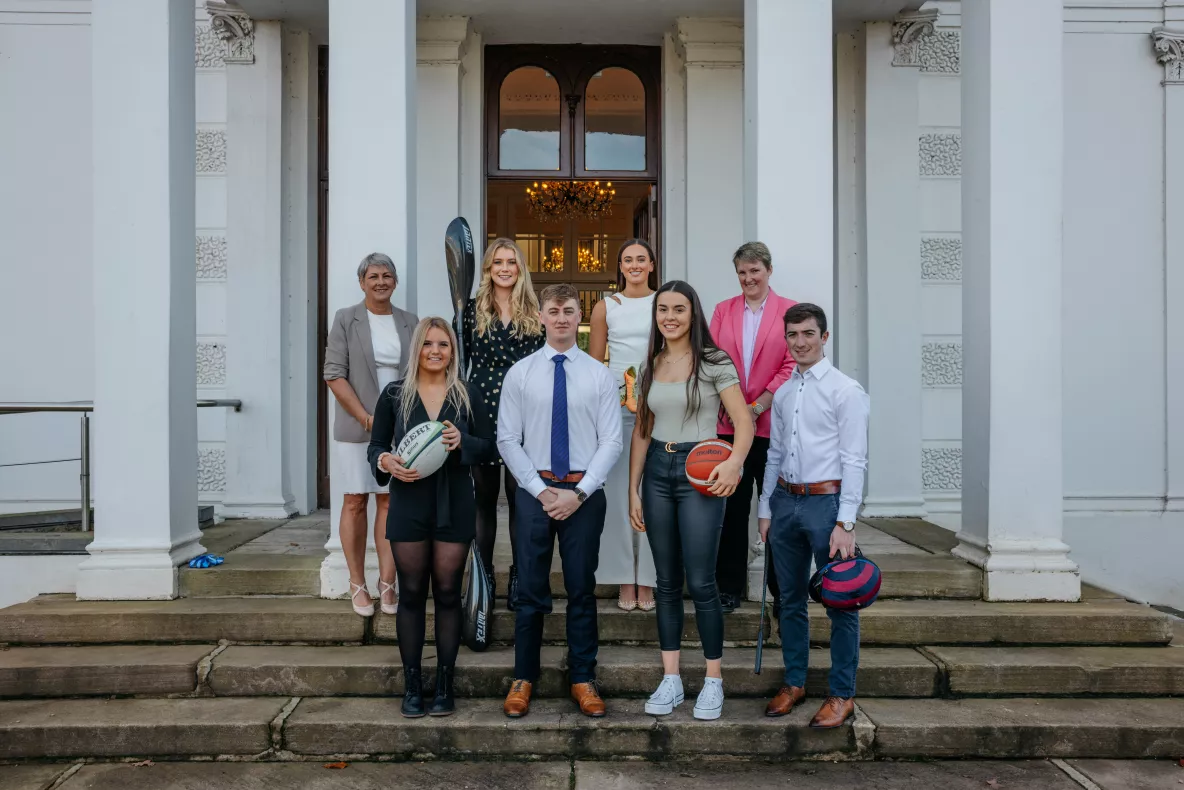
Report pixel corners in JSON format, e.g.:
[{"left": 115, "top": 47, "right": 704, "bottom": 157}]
[
  {"left": 428, "top": 664, "right": 456, "bottom": 716},
  {"left": 507, "top": 564, "right": 519, "bottom": 612},
  {"left": 401, "top": 665, "right": 425, "bottom": 718}
]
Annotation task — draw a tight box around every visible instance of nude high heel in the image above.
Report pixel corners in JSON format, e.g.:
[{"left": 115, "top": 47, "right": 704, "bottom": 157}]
[
  {"left": 350, "top": 581, "right": 375, "bottom": 617},
  {"left": 378, "top": 579, "right": 399, "bottom": 615}
]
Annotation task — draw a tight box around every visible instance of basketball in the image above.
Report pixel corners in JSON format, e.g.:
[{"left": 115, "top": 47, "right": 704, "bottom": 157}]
[
  {"left": 395, "top": 420, "right": 449, "bottom": 478},
  {"left": 684, "top": 438, "right": 733, "bottom": 496}
]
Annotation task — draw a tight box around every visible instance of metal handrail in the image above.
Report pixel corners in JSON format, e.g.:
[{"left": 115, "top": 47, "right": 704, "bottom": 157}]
[{"left": 0, "top": 399, "right": 243, "bottom": 533}]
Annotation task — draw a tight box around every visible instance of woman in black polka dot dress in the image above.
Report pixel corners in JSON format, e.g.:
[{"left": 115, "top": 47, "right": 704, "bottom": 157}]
[{"left": 463, "top": 238, "right": 545, "bottom": 610}]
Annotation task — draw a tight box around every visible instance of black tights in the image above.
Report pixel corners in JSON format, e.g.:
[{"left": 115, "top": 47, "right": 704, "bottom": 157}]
[
  {"left": 473, "top": 465, "right": 518, "bottom": 573},
  {"left": 392, "top": 539, "right": 469, "bottom": 669}
]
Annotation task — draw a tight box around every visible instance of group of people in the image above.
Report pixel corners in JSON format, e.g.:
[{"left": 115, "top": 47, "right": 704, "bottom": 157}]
[{"left": 323, "top": 238, "right": 870, "bottom": 727}]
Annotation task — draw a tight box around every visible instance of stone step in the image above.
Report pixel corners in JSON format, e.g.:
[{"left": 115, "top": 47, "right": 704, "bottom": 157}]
[
  {"left": 860, "top": 698, "right": 1184, "bottom": 758},
  {"left": 0, "top": 596, "right": 366, "bottom": 645},
  {"left": 0, "top": 697, "right": 287, "bottom": 759},
  {"left": 0, "top": 645, "right": 212, "bottom": 697},
  {"left": 204, "top": 645, "right": 939, "bottom": 698},
  {"left": 179, "top": 554, "right": 322, "bottom": 597},
  {"left": 924, "top": 645, "right": 1184, "bottom": 696},
  {"left": 281, "top": 697, "right": 857, "bottom": 759}
]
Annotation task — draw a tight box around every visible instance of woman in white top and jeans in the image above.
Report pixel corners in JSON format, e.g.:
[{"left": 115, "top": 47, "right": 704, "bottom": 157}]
[{"left": 587, "top": 239, "right": 658, "bottom": 612}]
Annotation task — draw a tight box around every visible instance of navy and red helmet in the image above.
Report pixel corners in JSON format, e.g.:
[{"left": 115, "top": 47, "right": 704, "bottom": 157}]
[{"left": 809, "top": 548, "right": 882, "bottom": 611}]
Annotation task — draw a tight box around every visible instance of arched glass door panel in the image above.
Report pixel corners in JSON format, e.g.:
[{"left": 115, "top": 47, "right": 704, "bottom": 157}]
[
  {"left": 584, "top": 67, "right": 646, "bottom": 172},
  {"left": 498, "top": 66, "right": 561, "bottom": 171}
]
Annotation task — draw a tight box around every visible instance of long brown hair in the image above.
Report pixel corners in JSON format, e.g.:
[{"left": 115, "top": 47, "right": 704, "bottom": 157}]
[
  {"left": 636, "top": 280, "right": 730, "bottom": 439},
  {"left": 615, "top": 238, "right": 659, "bottom": 293},
  {"left": 473, "top": 238, "right": 542, "bottom": 338},
  {"left": 398, "top": 317, "right": 472, "bottom": 427}
]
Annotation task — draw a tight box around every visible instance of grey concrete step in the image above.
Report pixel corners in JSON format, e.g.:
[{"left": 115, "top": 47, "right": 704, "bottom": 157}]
[
  {"left": 282, "top": 697, "right": 856, "bottom": 759},
  {"left": 925, "top": 645, "right": 1184, "bottom": 695},
  {"left": 0, "top": 596, "right": 365, "bottom": 645},
  {"left": 0, "top": 697, "right": 287, "bottom": 759},
  {"left": 179, "top": 554, "right": 322, "bottom": 597},
  {"left": 204, "top": 644, "right": 938, "bottom": 698},
  {"left": 860, "top": 697, "right": 1184, "bottom": 758},
  {"left": 0, "top": 645, "right": 212, "bottom": 697}
]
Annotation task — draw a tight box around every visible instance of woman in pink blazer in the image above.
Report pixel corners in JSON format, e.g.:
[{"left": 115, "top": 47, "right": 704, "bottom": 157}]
[{"left": 708, "top": 242, "right": 797, "bottom": 615}]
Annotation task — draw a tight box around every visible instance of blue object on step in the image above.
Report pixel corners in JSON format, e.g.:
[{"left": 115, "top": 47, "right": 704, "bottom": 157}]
[{"left": 188, "top": 553, "right": 225, "bottom": 569}]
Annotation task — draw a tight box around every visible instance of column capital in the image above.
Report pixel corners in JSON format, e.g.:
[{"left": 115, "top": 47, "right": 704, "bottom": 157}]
[
  {"left": 417, "top": 16, "right": 472, "bottom": 65},
  {"left": 1152, "top": 26, "right": 1184, "bottom": 84},
  {"left": 675, "top": 17, "right": 743, "bottom": 68},
  {"left": 891, "top": 9, "right": 939, "bottom": 67},
  {"left": 206, "top": 1, "right": 254, "bottom": 65}
]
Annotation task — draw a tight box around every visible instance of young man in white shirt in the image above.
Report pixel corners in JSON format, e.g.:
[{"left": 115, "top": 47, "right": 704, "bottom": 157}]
[
  {"left": 757, "top": 302, "right": 870, "bottom": 729},
  {"left": 497, "top": 283, "right": 623, "bottom": 719}
]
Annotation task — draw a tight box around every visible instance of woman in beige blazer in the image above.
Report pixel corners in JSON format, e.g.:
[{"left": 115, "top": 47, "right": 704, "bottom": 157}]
[{"left": 324, "top": 252, "right": 418, "bottom": 617}]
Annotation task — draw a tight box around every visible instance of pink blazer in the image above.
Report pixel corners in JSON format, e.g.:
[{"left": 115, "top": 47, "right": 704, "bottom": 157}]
[{"left": 709, "top": 289, "right": 797, "bottom": 438}]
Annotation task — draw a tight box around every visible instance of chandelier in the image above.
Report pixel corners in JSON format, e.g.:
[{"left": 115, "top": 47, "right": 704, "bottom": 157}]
[
  {"left": 541, "top": 245, "right": 606, "bottom": 274},
  {"left": 526, "top": 180, "right": 616, "bottom": 222}
]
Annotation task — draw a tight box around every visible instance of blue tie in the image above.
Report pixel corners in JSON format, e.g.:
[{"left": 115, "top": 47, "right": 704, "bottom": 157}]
[{"left": 550, "top": 354, "right": 570, "bottom": 479}]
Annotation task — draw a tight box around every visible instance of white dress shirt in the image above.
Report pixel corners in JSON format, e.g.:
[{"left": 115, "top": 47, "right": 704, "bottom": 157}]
[
  {"left": 741, "top": 296, "right": 767, "bottom": 382},
  {"left": 758, "top": 356, "right": 870, "bottom": 524},
  {"left": 497, "top": 342, "right": 623, "bottom": 500}
]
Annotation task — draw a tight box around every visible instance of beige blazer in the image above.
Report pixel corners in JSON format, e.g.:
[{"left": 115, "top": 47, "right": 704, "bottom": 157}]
[{"left": 324, "top": 301, "right": 418, "bottom": 443}]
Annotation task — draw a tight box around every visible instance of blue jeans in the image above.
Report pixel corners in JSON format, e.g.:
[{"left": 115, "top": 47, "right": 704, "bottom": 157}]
[
  {"left": 768, "top": 486, "right": 859, "bottom": 697},
  {"left": 641, "top": 442, "right": 727, "bottom": 660},
  {"left": 513, "top": 481, "right": 607, "bottom": 684}
]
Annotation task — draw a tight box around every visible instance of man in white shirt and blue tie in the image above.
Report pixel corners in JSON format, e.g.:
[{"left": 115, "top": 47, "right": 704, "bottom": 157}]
[
  {"left": 757, "top": 302, "right": 870, "bottom": 730},
  {"left": 497, "top": 283, "right": 622, "bottom": 720}
]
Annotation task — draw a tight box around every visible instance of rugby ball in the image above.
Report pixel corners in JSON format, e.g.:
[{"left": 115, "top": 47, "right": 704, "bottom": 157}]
[{"left": 395, "top": 421, "right": 449, "bottom": 478}]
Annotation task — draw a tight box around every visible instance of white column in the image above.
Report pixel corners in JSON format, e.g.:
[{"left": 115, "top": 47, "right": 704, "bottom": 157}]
[
  {"left": 861, "top": 16, "right": 930, "bottom": 517},
  {"left": 1155, "top": 26, "right": 1184, "bottom": 513},
  {"left": 662, "top": 31, "right": 688, "bottom": 283},
  {"left": 953, "top": 0, "right": 1079, "bottom": 601},
  {"left": 221, "top": 17, "right": 297, "bottom": 519},
  {"left": 743, "top": 0, "right": 834, "bottom": 319},
  {"left": 416, "top": 17, "right": 470, "bottom": 318},
  {"left": 82, "top": 0, "right": 204, "bottom": 599},
  {"left": 322, "top": 0, "right": 416, "bottom": 598},
  {"left": 458, "top": 27, "right": 483, "bottom": 243},
  {"left": 678, "top": 18, "right": 744, "bottom": 319}
]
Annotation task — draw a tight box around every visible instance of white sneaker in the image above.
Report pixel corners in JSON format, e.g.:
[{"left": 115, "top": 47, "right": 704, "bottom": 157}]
[
  {"left": 644, "top": 674, "right": 685, "bottom": 715},
  {"left": 693, "top": 677, "right": 724, "bottom": 720}
]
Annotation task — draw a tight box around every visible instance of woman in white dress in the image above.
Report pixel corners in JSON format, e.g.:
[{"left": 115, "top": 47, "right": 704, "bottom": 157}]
[
  {"left": 324, "top": 253, "right": 419, "bottom": 617},
  {"left": 588, "top": 239, "right": 659, "bottom": 611}
]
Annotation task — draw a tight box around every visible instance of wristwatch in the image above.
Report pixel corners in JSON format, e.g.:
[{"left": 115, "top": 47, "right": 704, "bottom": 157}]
[
  {"left": 751, "top": 401, "right": 767, "bottom": 416},
  {"left": 839, "top": 521, "right": 856, "bottom": 533},
  {"left": 576, "top": 488, "right": 588, "bottom": 504}
]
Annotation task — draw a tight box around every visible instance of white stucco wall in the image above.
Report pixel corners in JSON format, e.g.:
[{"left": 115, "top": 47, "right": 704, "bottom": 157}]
[{"left": 0, "top": 5, "right": 93, "bottom": 514}]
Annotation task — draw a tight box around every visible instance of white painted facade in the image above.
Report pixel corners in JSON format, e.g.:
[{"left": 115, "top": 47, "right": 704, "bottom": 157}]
[{"left": 1, "top": 0, "right": 1181, "bottom": 610}]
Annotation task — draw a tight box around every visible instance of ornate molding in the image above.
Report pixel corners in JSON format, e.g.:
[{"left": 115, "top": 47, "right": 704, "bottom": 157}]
[
  {"left": 206, "top": 1, "right": 254, "bottom": 65},
  {"left": 675, "top": 18, "right": 744, "bottom": 69},
  {"left": 918, "top": 30, "right": 960, "bottom": 74},
  {"left": 417, "top": 16, "right": 472, "bottom": 65},
  {"left": 922, "top": 447, "right": 962, "bottom": 491},
  {"left": 196, "top": 235, "right": 227, "bottom": 280},
  {"left": 197, "top": 129, "right": 226, "bottom": 174},
  {"left": 1151, "top": 26, "right": 1184, "bottom": 84},
  {"left": 921, "top": 237, "right": 962, "bottom": 281},
  {"left": 892, "top": 9, "right": 939, "bottom": 67},
  {"left": 197, "top": 342, "right": 227, "bottom": 387},
  {"left": 919, "top": 133, "right": 961, "bottom": 177},
  {"left": 922, "top": 342, "right": 963, "bottom": 387},
  {"left": 195, "top": 23, "right": 224, "bottom": 68},
  {"left": 198, "top": 448, "right": 226, "bottom": 493}
]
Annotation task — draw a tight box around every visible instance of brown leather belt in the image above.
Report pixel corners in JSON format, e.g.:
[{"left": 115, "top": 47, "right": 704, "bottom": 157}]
[
  {"left": 539, "top": 470, "right": 585, "bottom": 483},
  {"left": 778, "top": 478, "right": 841, "bottom": 496}
]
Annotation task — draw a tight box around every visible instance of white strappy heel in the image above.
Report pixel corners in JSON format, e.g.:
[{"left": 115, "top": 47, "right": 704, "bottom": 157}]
[
  {"left": 350, "top": 581, "right": 375, "bottom": 617},
  {"left": 378, "top": 579, "right": 399, "bottom": 615}
]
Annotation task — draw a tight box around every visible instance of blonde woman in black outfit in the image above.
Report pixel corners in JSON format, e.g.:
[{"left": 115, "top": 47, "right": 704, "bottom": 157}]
[
  {"left": 369, "top": 317, "right": 495, "bottom": 718},
  {"left": 462, "top": 238, "right": 544, "bottom": 610}
]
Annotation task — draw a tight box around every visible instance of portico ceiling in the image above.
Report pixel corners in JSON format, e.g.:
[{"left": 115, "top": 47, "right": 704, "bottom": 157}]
[{"left": 233, "top": 0, "right": 929, "bottom": 45}]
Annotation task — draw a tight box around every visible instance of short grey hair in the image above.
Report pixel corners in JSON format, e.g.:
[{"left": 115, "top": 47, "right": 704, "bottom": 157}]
[
  {"left": 733, "top": 241, "right": 772, "bottom": 270},
  {"left": 357, "top": 252, "right": 399, "bottom": 284}
]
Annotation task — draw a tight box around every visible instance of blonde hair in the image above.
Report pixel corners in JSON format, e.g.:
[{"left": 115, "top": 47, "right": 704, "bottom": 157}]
[
  {"left": 473, "top": 238, "right": 542, "bottom": 339},
  {"left": 399, "top": 317, "right": 472, "bottom": 428}
]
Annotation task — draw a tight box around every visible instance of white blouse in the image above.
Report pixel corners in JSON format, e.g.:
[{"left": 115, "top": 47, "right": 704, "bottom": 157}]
[{"left": 367, "top": 310, "right": 402, "bottom": 389}]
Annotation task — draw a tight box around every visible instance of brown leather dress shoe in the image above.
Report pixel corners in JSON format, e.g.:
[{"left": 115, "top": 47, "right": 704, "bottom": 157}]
[
  {"left": 764, "top": 685, "right": 806, "bottom": 717},
  {"left": 570, "top": 681, "right": 606, "bottom": 717},
  {"left": 809, "top": 696, "right": 855, "bottom": 728},
  {"left": 503, "top": 679, "right": 532, "bottom": 718}
]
